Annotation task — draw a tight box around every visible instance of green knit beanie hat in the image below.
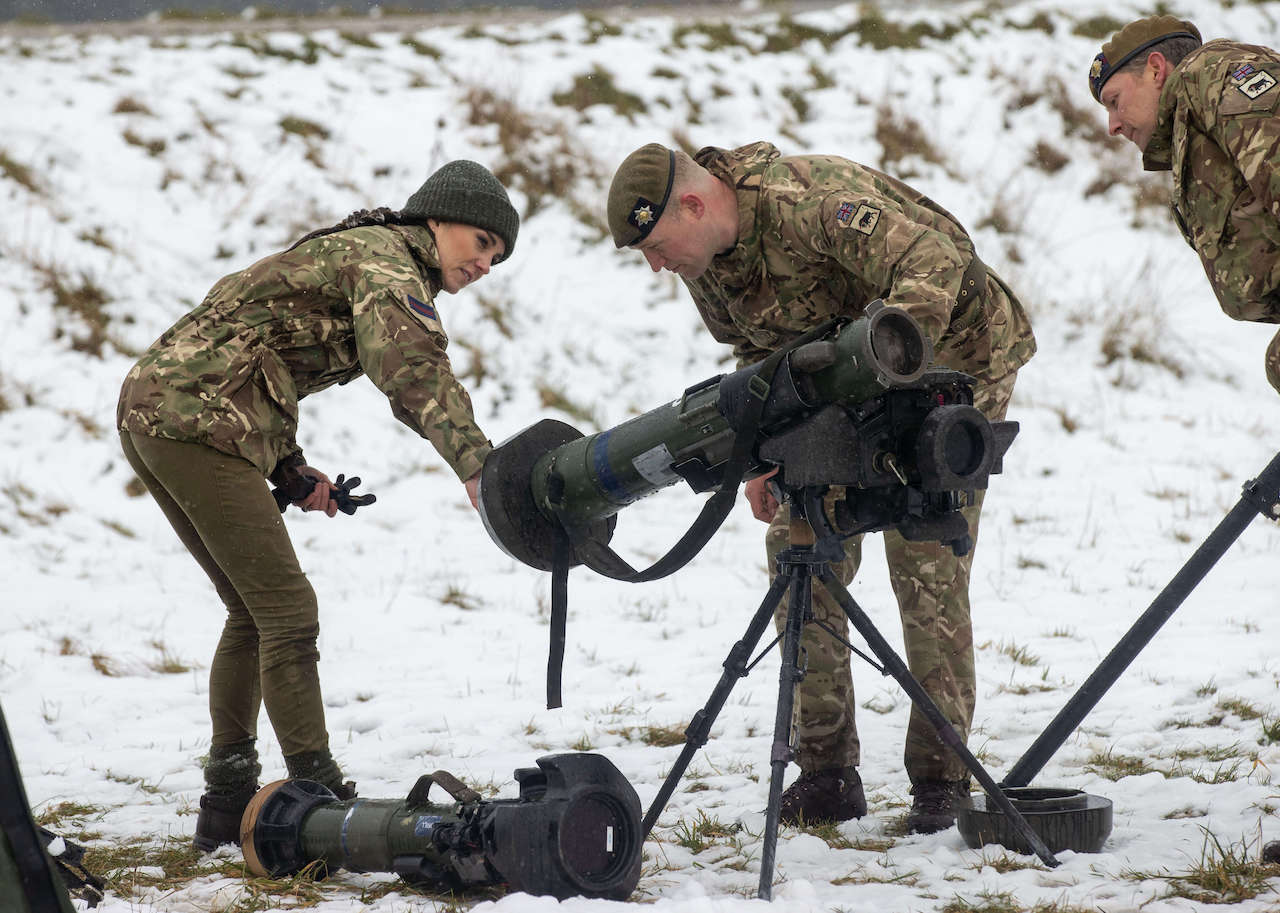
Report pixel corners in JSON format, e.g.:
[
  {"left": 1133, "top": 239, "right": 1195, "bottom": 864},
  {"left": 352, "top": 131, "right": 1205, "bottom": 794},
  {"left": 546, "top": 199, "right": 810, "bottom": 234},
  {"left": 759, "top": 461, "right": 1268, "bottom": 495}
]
[{"left": 403, "top": 160, "right": 519, "bottom": 263}]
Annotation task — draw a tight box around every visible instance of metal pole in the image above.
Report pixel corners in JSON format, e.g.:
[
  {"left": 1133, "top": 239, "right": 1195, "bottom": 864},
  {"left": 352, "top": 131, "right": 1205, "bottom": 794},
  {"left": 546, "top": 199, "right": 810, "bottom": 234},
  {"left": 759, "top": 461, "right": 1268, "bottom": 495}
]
[{"left": 1001, "top": 451, "right": 1280, "bottom": 789}]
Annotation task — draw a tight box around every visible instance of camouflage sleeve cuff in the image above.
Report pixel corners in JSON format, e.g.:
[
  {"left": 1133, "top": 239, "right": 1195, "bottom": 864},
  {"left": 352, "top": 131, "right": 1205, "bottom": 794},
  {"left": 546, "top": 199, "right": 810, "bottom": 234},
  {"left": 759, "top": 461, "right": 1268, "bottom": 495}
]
[
  {"left": 451, "top": 441, "right": 493, "bottom": 482},
  {"left": 269, "top": 449, "right": 307, "bottom": 485}
]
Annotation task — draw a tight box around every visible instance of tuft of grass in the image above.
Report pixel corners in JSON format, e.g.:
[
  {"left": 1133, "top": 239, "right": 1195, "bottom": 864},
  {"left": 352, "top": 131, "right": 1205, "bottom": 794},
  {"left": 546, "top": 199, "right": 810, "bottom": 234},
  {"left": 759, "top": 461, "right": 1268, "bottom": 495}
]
[
  {"left": 831, "top": 867, "right": 920, "bottom": 886},
  {"left": 969, "top": 851, "right": 1047, "bottom": 873},
  {"left": 464, "top": 86, "right": 592, "bottom": 219},
  {"left": 1259, "top": 714, "right": 1280, "bottom": 745},
  {"left": 279, "top": 115, "right": 330, "bottom": 141},
  {"left": 581, "top": 12, "right": 622, "bottom": 43},
  {"left": 1128, "top": 829, "right": 1276, "bottom": 904},
  {"left": 100, "top": 519, "right": 136, "bottom": 539},
  {"left": 780, "top": 86, "right": 810, "bottom": 122},
  {"left": 1030, "top": 140, "right": 1070, "bottom": 174},
  {"left": 792, "top": 819, "right": 861, "bottom": 850},
  {"left": 848, "top": 8, "right": 959, "bottom": 50},
  {"left": 339, "top": 31, "right": 379, "bottom": 49},
  {"left": 1045, "top": 77, "right": 1109, "bottom": 144},
  {"left": 979, "top": 638, "right": 1040, "bottom": 667},
  {"left": 400, "top": 35, "right": 441, "bottom": 58},
  {"left": 1217, "top": 696, "right": 1264, "bottom": 721},
  {"left": 78, "top": 227, "right": 114, "bottom": 250},
  {"left": 227, "top": 34, "right": 325, "bottom": 65},
  {"left": 440, "top": 585, "right": 480, "bottom": 611},
  {"left": 121, "top": 128, "right": 166, "bottom": 157},
  {"left": 0, "top": 148, "right": 41, "bottom": 194},
  {"left": 90, "top": 653, "right": 120, "bottom": 677},
  {"left": 1072, "top": 15, "right": 1126, "bottom": 40},
  {"left": 536, "top": 382, "right": 597, "bottom": 426},
  {"left": 671, "top": 21, "right": 744, "bottom": 52},
  {"left": 36, "top": 800, "right": 105, "bottom": 830},
  {"left": 941, "top": 888, "right": 1023, "bottom": 913},
  {"left": 551, "top": 65, "right": 646, "bottom": 121},
  {"left": 41, "top": 266, "right": 114, "bottom": 358},
  {"left": 1085, "top": 747, "right": 1158, "bottom": 781},
  {"left": 147, "top": 640, "right": 193, "bottom": 674},
  {"left": 875, "top": 105, "right": 942, "bottom": 172},
  {"left": 641, "top": 724, "right": 687, "bottom": 748},
  {"left": 112, "top": 96, "right": 153, "bottom": 116},
  {"left": 1099, "top": 311, "right": 1186, "bottom": 379},
  {"left": 1009, "top": 11, "right": 1055, "bottom": 34},
  {"left": 669, "top": 810, "right": 740, "bottom": 853}
]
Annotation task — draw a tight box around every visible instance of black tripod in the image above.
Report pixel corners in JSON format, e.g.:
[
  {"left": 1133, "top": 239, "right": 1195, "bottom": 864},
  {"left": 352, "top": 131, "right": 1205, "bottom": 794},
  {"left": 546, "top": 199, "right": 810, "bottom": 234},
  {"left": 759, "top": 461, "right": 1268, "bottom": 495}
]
[{"left": 639, "top": 486, "right": 1059, "bottom": 900}]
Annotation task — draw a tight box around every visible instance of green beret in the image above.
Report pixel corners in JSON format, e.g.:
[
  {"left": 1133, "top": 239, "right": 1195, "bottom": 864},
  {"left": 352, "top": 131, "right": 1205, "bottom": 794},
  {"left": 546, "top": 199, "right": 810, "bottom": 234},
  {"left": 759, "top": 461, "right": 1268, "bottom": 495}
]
[
  {"left": 607, "top": 143, "right": 676, "bottom": 248},
  {"left": 1090, "top": 15, "right": 1201, "bottom": 100}
]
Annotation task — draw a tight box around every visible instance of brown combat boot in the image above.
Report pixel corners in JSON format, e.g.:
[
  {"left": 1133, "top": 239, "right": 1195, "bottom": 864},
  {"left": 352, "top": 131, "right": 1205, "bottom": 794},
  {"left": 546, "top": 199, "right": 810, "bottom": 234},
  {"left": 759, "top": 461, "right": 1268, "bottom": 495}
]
[
  {"left": 193, "top": 785, "right": 258, "bottom": 852},
  {"left": 779, "top": 766, "right": 867, "bottom": 825},
  {"left": 907, "top": 780, "right": 969, "bottom": 834}
]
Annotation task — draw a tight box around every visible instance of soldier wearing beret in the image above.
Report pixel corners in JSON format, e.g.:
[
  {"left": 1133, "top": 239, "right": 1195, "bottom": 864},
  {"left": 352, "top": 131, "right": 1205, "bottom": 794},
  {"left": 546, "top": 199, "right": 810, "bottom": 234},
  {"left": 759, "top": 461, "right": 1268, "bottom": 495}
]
[
  {"left": 117, "top": 160, "right": 518, "bottom": 852},
  {"left": 607, "top": 141, "right": 1035, "bottom": 833},
  {"left": 1092, "top": 17, "right": 1280, "bottom": 863},
  {"left": 1092, "top": 15, "right": 1280, "bottom": 395}
]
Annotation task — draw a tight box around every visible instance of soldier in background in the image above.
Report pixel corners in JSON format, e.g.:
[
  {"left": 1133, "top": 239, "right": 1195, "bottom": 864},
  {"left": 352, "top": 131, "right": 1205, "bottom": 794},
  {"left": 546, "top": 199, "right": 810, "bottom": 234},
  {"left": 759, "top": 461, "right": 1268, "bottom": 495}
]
[
  {"left": 117, "top": 160, "right": 518, "bottom": 853},
  {"left": 1091, "top": 14, "right": 1280, "bottom": 396},
  {"left": 607, "top": 142, "right": 1035, "bottom": 833},
  {"left": 1091, "top": 13, "right": 1280, "bottom": 866}
]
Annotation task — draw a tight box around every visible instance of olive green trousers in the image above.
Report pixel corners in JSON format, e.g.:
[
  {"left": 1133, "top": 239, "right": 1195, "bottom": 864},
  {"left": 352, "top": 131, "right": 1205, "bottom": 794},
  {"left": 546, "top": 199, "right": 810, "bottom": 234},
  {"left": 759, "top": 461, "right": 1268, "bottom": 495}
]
[
  {"left": 120, "top": 432, "right": 331, "bottom": 764},
  {"left": 765, "top": 373, "right": 1016, "bottom": 784}
]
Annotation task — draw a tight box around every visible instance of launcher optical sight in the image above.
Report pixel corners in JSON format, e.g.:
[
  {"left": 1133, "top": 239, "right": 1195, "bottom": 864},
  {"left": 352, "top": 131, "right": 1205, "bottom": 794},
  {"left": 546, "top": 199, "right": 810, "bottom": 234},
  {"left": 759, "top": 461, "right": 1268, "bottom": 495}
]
[
  {"left": 479, "top": 301, "right": 1017, "bottom": 569},
  {"left": 239, "top": 753, "right": 642, "bottom": 901}
]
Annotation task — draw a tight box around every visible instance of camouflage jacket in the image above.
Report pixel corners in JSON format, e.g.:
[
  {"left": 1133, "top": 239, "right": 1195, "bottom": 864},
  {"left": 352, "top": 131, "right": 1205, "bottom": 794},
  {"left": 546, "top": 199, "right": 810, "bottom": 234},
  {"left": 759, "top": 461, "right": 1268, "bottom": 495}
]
[
  {"left": 1144, "top": 40, "right": 1280, "bottom": 323},
  {"left": 117, "top": 223, "right": 491, "bottom": 482},
  {"left": 685, "top": 143, "right": 1036, "bottom": 381}
]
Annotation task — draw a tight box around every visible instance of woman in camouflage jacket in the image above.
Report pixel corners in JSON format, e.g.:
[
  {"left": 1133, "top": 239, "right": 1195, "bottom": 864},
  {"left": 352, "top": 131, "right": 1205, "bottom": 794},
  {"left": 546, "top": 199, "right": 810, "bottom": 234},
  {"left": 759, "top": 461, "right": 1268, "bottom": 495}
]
[{"left": 116, "top": 160, "right": 518, "bottom": 852}]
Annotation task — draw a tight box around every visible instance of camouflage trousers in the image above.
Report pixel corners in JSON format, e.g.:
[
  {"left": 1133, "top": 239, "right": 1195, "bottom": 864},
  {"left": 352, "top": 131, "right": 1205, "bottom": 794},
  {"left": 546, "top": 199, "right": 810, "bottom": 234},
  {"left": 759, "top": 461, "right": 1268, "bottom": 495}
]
[
  {"left": 119, "top": 432, "right": 333, "bottom": 765},
  {"left": 765, "top": 372, "right": 1016, "bottom": 784},
  {"left": 1265, "top": 328, "right": 1280, "bottom": 395}
]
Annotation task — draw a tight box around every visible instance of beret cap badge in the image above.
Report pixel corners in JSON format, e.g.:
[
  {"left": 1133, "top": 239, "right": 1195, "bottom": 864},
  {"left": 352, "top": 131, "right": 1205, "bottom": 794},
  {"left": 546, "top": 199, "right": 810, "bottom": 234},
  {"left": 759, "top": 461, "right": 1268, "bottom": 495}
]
[{"left": 630, "top": 200, "right": 656, "bottom": 229}]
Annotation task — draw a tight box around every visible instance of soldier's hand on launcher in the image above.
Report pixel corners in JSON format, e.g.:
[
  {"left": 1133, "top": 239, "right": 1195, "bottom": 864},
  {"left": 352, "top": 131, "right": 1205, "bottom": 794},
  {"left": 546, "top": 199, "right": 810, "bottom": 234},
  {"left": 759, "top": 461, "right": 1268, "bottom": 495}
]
[{"left": 744, "top": 466, "right": 781, "bottom": 522}]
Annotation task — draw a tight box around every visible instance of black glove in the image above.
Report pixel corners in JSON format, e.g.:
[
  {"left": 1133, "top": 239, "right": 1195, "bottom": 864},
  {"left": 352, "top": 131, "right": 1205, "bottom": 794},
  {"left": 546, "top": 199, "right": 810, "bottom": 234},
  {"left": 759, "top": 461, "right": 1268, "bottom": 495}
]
[
  {"left": 271, "top": 471, "right": 376, "bottom": 515},
  {"left": 270, "top": 459, "right": 316, "bottom": 513},
  {"left": 332, "top": 474, "right": 376, "bottom": 515}
]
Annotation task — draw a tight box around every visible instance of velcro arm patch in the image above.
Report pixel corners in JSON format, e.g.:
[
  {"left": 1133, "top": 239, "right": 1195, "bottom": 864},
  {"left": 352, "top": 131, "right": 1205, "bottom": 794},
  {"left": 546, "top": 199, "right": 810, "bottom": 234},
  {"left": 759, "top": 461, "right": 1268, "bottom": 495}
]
[{"left": 404, "top": 293, "right": 444, "bottom": 333}]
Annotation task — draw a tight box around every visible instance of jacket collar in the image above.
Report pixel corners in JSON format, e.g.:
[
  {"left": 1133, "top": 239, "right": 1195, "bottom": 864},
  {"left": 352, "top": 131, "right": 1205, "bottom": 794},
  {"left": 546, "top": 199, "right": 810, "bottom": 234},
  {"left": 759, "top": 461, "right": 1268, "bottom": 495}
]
[
  {"left": 394, "top": 223, "right": 444, "bottom": 296},
  {"left": 695, "top": 142, "right": 781, "bottom": 268}
]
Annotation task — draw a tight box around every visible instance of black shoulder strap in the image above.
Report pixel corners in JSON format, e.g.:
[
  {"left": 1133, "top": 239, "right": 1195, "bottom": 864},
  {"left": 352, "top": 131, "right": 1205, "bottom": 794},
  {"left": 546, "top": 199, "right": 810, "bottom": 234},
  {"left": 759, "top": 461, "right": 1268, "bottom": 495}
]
[{"left": 543, "top": 320, "right": 840, "bottom": 708}]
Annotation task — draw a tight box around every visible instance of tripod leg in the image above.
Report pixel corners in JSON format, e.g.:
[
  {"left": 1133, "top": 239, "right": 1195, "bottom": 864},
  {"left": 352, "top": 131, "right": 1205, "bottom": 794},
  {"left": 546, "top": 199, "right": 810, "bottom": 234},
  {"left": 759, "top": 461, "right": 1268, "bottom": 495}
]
[
  {"left": 640, "top": 573, "right": 790, "bottom": 838},
  {"left": 758, "top": 565, "right": 810, "bottom": 900},
  {"left": 818, "top": 575, "right": 1060, "bottom": 868}
]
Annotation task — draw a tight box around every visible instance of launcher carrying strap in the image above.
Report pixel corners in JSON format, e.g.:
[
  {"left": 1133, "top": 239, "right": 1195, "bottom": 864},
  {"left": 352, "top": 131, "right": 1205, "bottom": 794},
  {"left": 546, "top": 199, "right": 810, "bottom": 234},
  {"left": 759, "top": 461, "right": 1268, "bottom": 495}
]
[
  {"left": 544, "top": 320, "right": 841, "bottom": 709},
  {"left": 406, "top": 769, "right": 482, "bottom": 808}
]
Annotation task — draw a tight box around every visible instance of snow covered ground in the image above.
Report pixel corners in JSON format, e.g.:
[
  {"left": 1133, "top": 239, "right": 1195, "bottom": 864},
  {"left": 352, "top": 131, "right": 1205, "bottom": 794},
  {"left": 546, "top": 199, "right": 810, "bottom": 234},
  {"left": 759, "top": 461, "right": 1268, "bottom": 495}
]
[{"left": 2, "top": 1, "right": 1280, "bottom": 910}]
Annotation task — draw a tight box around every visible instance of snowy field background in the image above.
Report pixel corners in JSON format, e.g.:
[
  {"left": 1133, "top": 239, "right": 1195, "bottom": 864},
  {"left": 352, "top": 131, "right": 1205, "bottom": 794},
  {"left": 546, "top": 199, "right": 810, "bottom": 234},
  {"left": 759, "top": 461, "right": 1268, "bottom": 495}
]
[{"left": 3, "top": 1, "right": 1280, "bottom": 910}]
